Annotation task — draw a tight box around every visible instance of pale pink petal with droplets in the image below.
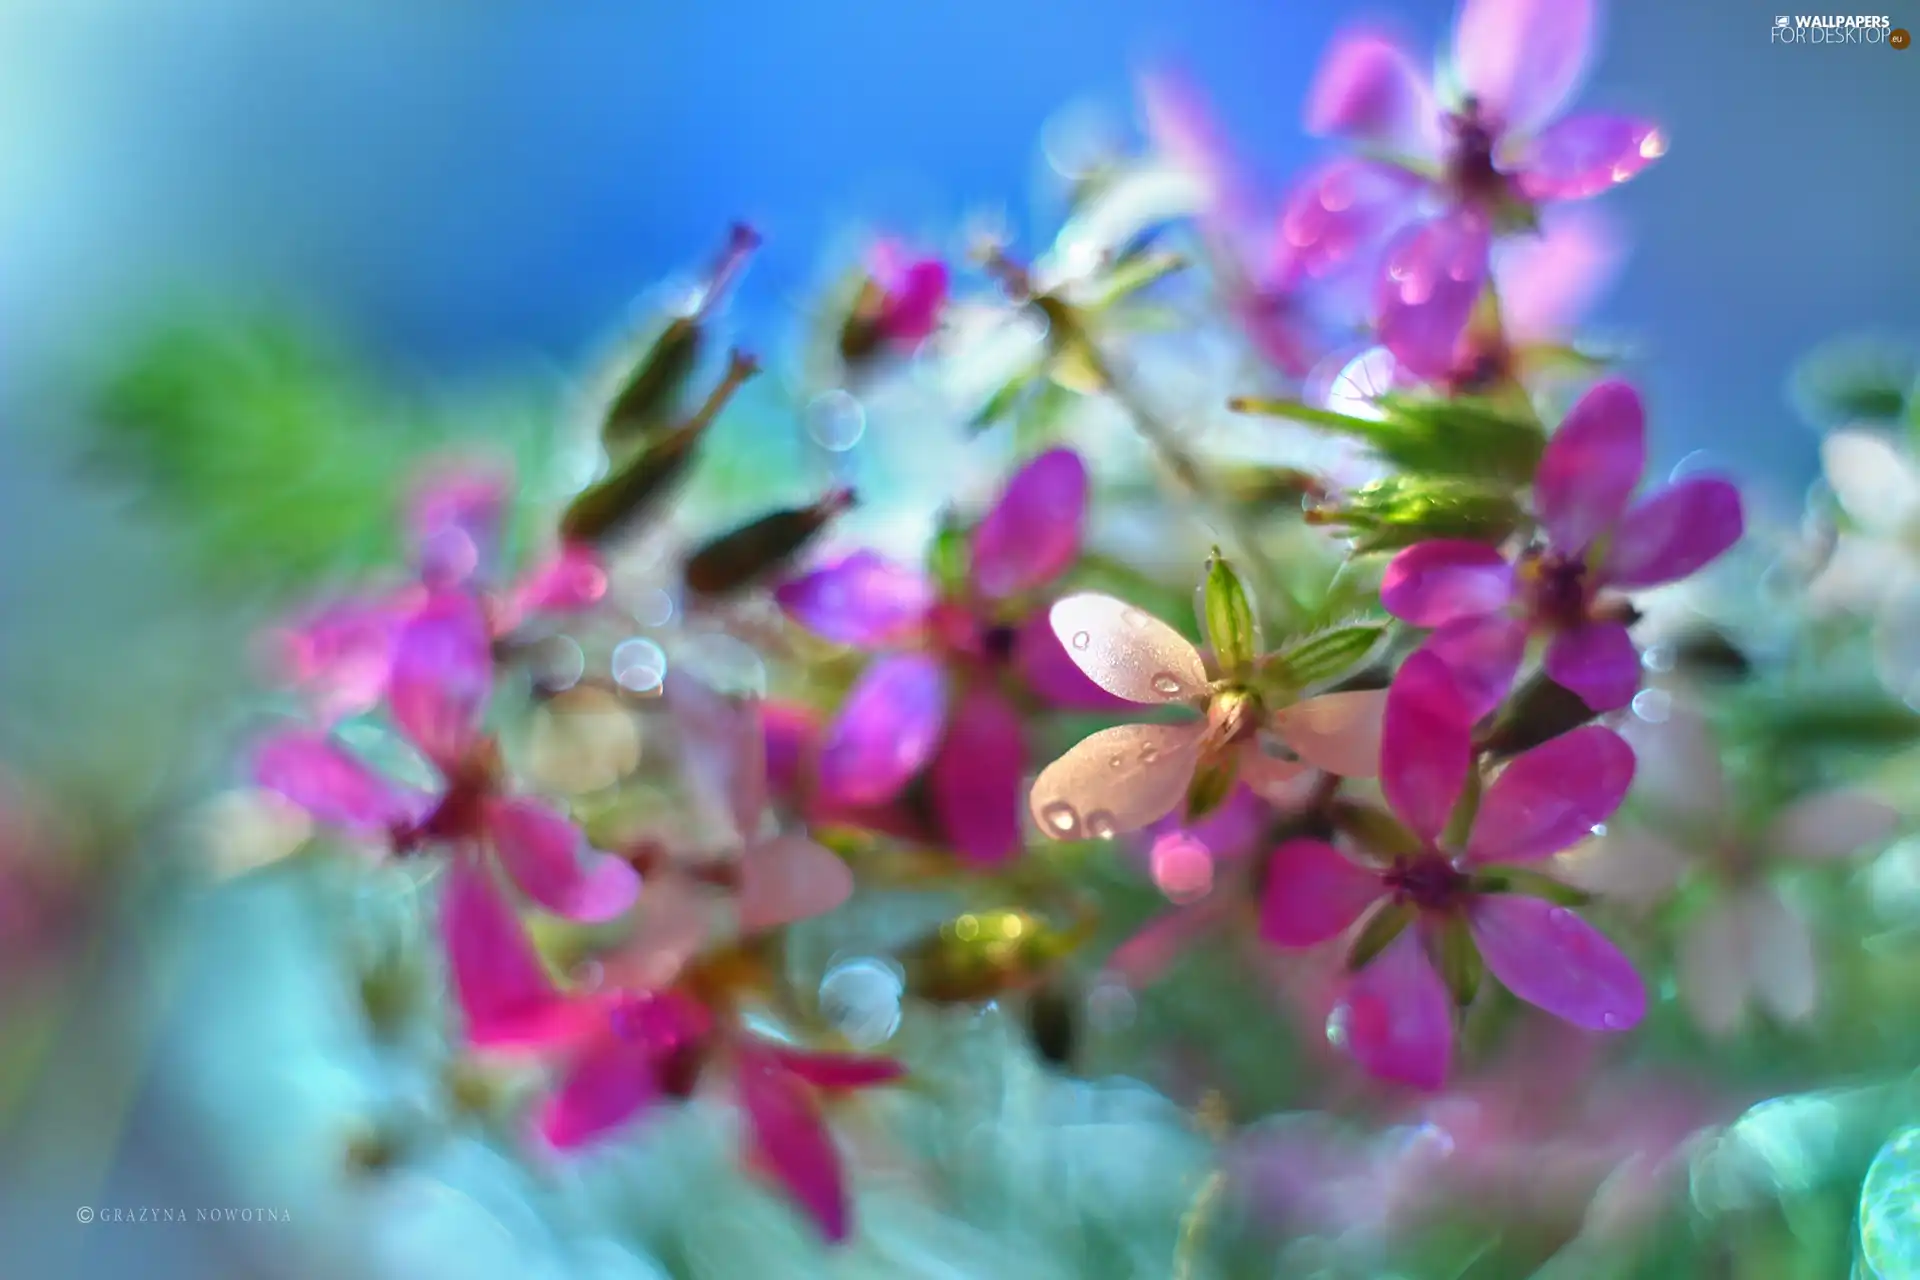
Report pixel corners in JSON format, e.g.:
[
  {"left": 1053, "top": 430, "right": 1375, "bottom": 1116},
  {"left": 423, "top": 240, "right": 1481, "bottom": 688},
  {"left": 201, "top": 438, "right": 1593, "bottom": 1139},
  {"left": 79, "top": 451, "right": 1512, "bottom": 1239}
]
[
  {"left": 1013, "top": 611, "right": 1133, "bottom": 710},
  {"left": 1272, "top": 689, "right": 1388, "bottom": 779},
  {"left": 1048, "top": 593, "right": 1209, "bottom": 704},
  {"left": 1235, "top": 744, "right": 1311, "bottom": 806},
  {"left": 1029, "top": 721, "right": 1205, "bottom": 840}
]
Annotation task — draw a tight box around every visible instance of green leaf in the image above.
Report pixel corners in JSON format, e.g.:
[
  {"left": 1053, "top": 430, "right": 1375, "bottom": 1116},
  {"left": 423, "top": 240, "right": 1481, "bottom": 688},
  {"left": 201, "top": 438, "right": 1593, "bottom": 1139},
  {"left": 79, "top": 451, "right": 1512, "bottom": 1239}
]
[
  {"left": 1199, "top": 548, "right": 1259, "bottom": 678},
  {"left": 1329, "top": 802, "right": 1423, "bottom": 858},
  {"left": 1231, "top": 392, "right": 1545, "bottom": 485},
  {"left": 1258, "top": 623, "right": 1389, "bottom": 695},
  {"left": 1739, "top": 692, "right": 1920, "bottom": 750},
  {"left": 926, "top": 509, "right": 971, "bottom": 596},
  {"left": 1346, "top": 900, "right": 1415, "bottom": 971},
  {"left": 1471, "top": 866, "right": 1595, "bottom": 906},
  {"left": 968, "top": 364, "right": 1042, "bottom": 435},
  {"left": 1014, "top": 377, "right": 1080, "bottom": 452}
]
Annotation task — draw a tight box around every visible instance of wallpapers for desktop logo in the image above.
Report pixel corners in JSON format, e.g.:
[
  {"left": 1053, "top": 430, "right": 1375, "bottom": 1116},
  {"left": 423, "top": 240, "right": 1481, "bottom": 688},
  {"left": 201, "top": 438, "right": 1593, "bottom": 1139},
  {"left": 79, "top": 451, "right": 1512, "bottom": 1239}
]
[{"left": 1770, "top": 14, "right": 1907, "bottom": 44}]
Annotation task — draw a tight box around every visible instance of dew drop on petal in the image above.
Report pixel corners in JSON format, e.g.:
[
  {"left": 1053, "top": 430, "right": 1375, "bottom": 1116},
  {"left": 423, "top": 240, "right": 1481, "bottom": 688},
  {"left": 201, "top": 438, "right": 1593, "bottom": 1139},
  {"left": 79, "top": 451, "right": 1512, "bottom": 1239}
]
[
  {"left": 1086, "top": 810, "right": 1118, "bottom": 840},
  {"left": 1631, "top": 688, "right": 1672, "bottom": 723},
  {"left": 1071, "top": 630, "right": 1093, "bottom": 651},
  {"left": 1150, "top": 672, "right": 1184, "bottom": 696},
  {"left": 1601, "top": 1012, "right": 1623, "bottom": 1030},
  {"left": 1107, "top": 753, "right": 1124, "bottom": 769},
  {"left": 1121, "top": 608, "right": 1151, "bottom": 629},
  {"left": 611, "top": 638, "right": 669, "bottom": 694},
  {"left": 1139, "top": 744, "right": 1159, "bottom": 764},
  {"left": 1041, "top": 801, "right": 1082, "bottom": 836}
]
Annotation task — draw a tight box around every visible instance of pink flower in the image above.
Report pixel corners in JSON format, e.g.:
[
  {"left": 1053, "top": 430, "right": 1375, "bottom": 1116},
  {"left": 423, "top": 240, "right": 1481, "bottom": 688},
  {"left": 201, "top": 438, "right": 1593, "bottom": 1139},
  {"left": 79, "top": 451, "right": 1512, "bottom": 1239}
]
[
  {"left": 1379, "top": 379, "right": 1744, "bottom": 717},
  {"left": 254, "top": 592, "right": 641, "bottom": 925},
  {"left": 1029, "top": 593, "right": 1387, "bottom": 840},
  {"left": 864, "top": 241, "right": 949, "bottom": 349},
  {"left": 775, "top": 449, "right": 1112, "bottom": 863},
  {"left": 1300, "top": 0, "right": 1666, "bottom": 377},
  {"left": 1259, "top": 651, "right": 1645, "bottom": 1089}
]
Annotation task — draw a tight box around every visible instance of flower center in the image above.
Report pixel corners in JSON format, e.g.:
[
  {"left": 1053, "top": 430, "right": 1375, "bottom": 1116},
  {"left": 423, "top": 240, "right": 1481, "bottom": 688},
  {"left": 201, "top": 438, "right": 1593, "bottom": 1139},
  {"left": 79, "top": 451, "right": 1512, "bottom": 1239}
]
[
  {"left": 1384, "top": 852, "right": 1472, "bottom": 913},
  {"left": 1521, "top": 550, "right": 1593, "bottom": 630},
  {"left": 412, "top": 739, "right": 502, "bottom": 845},
  {"left": 1443, "top": 100, "right": 1509, "bottom": 208},
  {"left": 1446, "top": 335, "right": 1513, "bottom": 395},
  {"left": 979, "top": 623, "right": 1021, "bottom": 664}
]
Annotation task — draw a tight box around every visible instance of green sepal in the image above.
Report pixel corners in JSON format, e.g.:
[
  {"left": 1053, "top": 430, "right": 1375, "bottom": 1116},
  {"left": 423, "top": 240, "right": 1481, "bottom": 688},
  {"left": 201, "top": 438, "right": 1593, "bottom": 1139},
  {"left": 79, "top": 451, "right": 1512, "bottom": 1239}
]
[
  {"left": 683, "top": 489, "right": 853, "bottom": 597},
  {"left": 1199, "top": 547, "right": 1260, "bottom": 679},
  {"left": 968, "top": 364, "right": 1044, "bottom": 435},
  {"left": 1477, "top": 673, "right": 1600, "bottom": 759},
  {"left": 1230, "top": 393, "right": 1544, "bottom": 486},
  {"left": 1470, "top": 866, "right": 1596, "bottom": 907},
  {"left": 1441, "top": 763, "right": 1483, "bottom": 850},
  {"left": 1306, "top": 475, "right": 1524, "bottom": 554},
  {"left": 927, "top": 509, "right": 971, "bottom": 596},
  {"left": 602, "top": 317, "right": 701, "bottom": 450},
  {"left": 1083, "top": 250, "right": 1188, "bottom": 312},
  {"left": 1346, "top": 899, "right": 1415, "bottom": 971},
  {"left": 559, "top": 421, "right": 704, "bottom": 545},
  {"left": 1329, "top": 802, "right": 1424, "bottom": 859},
  {"left": 1432, "top": 918, "right": 1484, "bottom": 1009},
  {"left": 1256, "top": 622, "right": 1389, "bottom": 697},
  {"left": 1185, "top": 756, "right": 1239, "bottom": 822}
]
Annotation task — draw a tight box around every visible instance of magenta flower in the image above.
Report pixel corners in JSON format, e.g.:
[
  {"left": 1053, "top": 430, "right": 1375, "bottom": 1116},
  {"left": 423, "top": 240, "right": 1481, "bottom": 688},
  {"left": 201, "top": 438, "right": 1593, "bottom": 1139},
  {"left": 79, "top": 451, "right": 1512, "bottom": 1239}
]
[
  {"left": 1301, "top": 0, "right": 1666, "bottom": 378},
  {"left": 863, "top": 240, "right": 950, "bottom": 349},
  {"left": 254, "top": 592, "right": 640, "bottom": 923},
  {"left": 1379, "top": 379, "right": 1744, "bottom": 717},
  {"left": 775, "top": 448, "right": 1112, "bottom": 863},
  {"left": 1259, "top": 651, "right": 1645, "bottom": 1089}
]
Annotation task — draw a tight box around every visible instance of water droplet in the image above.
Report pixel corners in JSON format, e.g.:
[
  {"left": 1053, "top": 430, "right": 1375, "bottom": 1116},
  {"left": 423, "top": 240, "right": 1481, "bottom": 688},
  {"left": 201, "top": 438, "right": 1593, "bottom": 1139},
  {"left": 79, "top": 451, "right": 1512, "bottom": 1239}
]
[
  {"left": 1107, "top": 753, "right": 1124, "bottom": 769},
  {"left": 1631, "top": 688, "right": 1672, "bottom": 723},
  {"left": 1121, "top": 608, "right": 1151, "bottom": 629},
  {"left": 1601, "top": 1012, "right": 1624, "bottom": 1030},
  {"left": 1086, "top": 810, "right": 1118, "bottom": 839},
  {"left": 1040, "top": 801, "right": 1081, "bottom": 836},
  {"left": 1547, "top": 907, "right": 1573, "bottom": 925},
  {"left": 1139, "top": 744, "right": 1159, "bottom": 764},
  {"left": 610, "top": 637, "right": 668, "bottom": 693},
  {"left": 1070, "top": 630, "right": 1092, "bottom": 650},
  {"left": 1150, "top": 672, "right": 1184, "bottom": 696},
  {"left": 806, "top": 390, "right": 867, "bottom": 453},
  {"left": 1641, "top": 644, "right": 1676, "bottom": 674}
]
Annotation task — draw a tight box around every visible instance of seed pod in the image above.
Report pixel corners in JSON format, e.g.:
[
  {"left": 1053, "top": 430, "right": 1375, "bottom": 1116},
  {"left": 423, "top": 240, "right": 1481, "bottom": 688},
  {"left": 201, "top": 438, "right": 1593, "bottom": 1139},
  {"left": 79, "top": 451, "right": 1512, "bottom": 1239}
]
[{"left": 684, "top": 488, "right": 856, "bottom": 597}]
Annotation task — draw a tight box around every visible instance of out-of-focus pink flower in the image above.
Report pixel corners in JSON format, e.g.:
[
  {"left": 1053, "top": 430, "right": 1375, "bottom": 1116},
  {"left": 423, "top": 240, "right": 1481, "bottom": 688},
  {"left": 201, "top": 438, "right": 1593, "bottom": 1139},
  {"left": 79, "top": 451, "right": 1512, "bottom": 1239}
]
[
  {"left": 1571, "top": 701, "right": 1901, "bottom": 1036},
  {"left": 254, "top": 593, "right": 640, "bottom": 927},
  {"left": 864, "top": 241, "right": 950, "bottom": 349},
  {"left": 1028, "top": 592, "right": 1386, "bottom": 840},
  {"left": 1379, "top": 380, "right": 1744, "bottom": 717},
  {"left": 776, "top": 449, "right": 1114, "bottom": 864},
  {"left": 1259, "top": 652, "right": 1644, "bottom": 1090},
  {"left": 1300, "top": 0, "right": 1665, "bottom": 377}
]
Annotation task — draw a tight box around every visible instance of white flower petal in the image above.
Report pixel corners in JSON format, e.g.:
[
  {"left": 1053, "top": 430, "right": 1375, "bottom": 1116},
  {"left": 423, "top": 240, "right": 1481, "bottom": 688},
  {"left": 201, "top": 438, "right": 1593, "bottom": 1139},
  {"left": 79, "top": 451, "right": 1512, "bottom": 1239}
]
[
  {"left": 1821, "top": 430, "right": 1920, "bottom": 535},
  {"left": 1744, "top": 886, "right": 1819, "bottom": 1026},
  {"left": 1048, "top": 593, "right": 1209, "bottom": 704},
  {"left": 1272, "top": 689, "right": 1387, "bottom": 779},
  {"left": 1028, "top": 722, "right": 1204, "bottom": 840},
  {"left": 1764, "top": 789, "right": 1901, "bottom": 862},
  {"left": 1677, "top": 897, "right": 1752, "bottom": 1037}
]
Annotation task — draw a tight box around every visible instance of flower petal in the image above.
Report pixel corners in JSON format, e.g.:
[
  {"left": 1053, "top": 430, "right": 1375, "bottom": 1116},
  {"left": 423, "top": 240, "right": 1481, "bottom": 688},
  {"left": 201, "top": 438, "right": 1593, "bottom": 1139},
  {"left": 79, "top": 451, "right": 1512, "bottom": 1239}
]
[
  {"left": 1557, "top": 826, "right": 1688, "bottom": 908},
  {"left": 1013, "top": 611, "right": 1132, "bottom": 710},
  {"left": 408, "top": 465, "right": 509, "bottom": 589},
  {"left": 1601, "top": 478, "right": 1745, "bottom": 590},
  {"left": 1048, "top": 593, "right": 1209, "bottom": 704},
  {"left": 1466, "top": 725, "right": 1635, "bottom": 863},
  {"left": 739, "top": 834, "right": 855, "bottom": 931},
  {"left": 969, "top": 449, "right": 1089, "bottom": 600},
  {"left": 509, "top": 542, "right": 608, "bottom": 618},
  {"left": 1470, "top": 895, "right": 1646, "bottom": 1031},
  {"left": 1305, "top": 29, "right": 1442, "bottom": 157},
  {"left": 761, "top": 700, "right": 821, "bottom": 800},
  {"left": 815, "top": 653, "right": 949, "bottom": 807},
  {"left": 1335, "top": 929, "right": 1454, "bottom": 1090},
  {"left": 871, "top": 247, "right": 949, "bottom": 346},
  {"left": 1142, "top": 785, "right": 1272, "bottom": 864},
  {"left": 774, "top": 552, "right": 934, "bottom": 648},
  {"left": 1279, "top": 157, "right": 1427, "bottom": 282},
  {"left": 1513, "top": 113, "right": 1667, "bottom": 202},
  {"left": 252, "top": 731, "right": 421, "bottom": 835},
  {"left": 1272, "top": 689, "right": 1388, "bottom": 778},
  {"left": 1381, "top": 651, "right": 1475, "bottom": 841},
  {"left": 1419, "top": 613, "right": 1529, "bottom": 721},
  {"left": 273, "top": 594, "right": 408, "bottom": 726},
  {"left": 928, "top": 685, "right": 1027, "bottom": 864},
  {"left": 1544, "top": 620, "right": 1641, "bottom": 711},
  {"left": 1534, "top": 379, "right": 1646, "bottom": 555},
  {"left": 536, "top": 1030, "right": 659, "bottom": 1150},
  {"left": 760, "top": 1045, "right": 905, "bottom": 1091},
  {"left": 1452, "top": 0, "right": 1595, "bottom": 138},
  {"left": 1744, "top": 885, "right": 1818, "bottom": 1026},
  {"left": 1375, "top": 211, "right": 1492, "bottom": 382},
  {"left": 1617, "top": 699, "right": 1726, "bottom": 828},
  {"left": 1260, "top": 838, "right": 1385, "bottom": 947},
  {"left": 1764, "top": 789, "right": 1901, "bottom": 861},
  {"left": 1493, "top": 205, "right": 1623, "bottom": 342},
  {"left": 1380, "top": 539, "right": 1517, "bottom": 626},
  {"left": 1029, "top": 722, "right": 1204, "bottom": 841},
  {"left": 1236, "top": 745, "right": 1314, "bottom": 807},
  {"left": 665, "top": 669, "right": 767, "bottom": 843},
  {"left": 1676, "top": 897, "right": 1752, "bottom": 1037},
  {"left": 1821, "top": 430, "right": 1920, "bottom": 536},
  {"left": 387, "top": 592, "right": 494, "bottom": 769},
  {"left": 485, "top": 797, "right": 640, "bottom": 923},
  {"left": 442, "top": 855, "right": 593, "bottom": 1052},
  {"left": 735, "top": 1048, "right": 851, "bottom": 1243}
]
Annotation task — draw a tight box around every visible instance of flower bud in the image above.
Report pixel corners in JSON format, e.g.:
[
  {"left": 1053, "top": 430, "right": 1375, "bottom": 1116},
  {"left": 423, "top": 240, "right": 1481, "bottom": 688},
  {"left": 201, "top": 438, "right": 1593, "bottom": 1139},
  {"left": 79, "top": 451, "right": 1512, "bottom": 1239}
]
[
  {"left": 1198, "top": 547, "right": 1259, "bottom": 678},
  {"left": 1304, "top": 475, "right": 1522, "bottom": 554},
  {"left": 836, "top": 242, "right": 949, "bottom": 367},
  {"left": 684, "top": 487, "right": 856, "bottom": 597}
]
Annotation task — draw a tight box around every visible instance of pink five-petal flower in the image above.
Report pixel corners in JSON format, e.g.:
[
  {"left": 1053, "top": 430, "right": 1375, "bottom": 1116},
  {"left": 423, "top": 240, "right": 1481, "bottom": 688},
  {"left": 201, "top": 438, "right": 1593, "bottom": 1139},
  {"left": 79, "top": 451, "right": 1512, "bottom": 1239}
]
[
  {"left": 866, "top": 240, "right": 949, "bottom": 348},
  {"left": 1029, "top": 594, "right": 1386, "bottom": 838},
  {"left": 536, "top": 989, "right": 714, "bottom": 1150},
  {"left": 1381, "top": 380, "right": 1743, "bottom": 715},
  {"left": 441, "top": 855, "right": 608, "bottom": 1053},
  {"left": 1258, "top": 653, "right": 1644, "bottom": 1087},
  {"left": 1374, "top": 208, "right": 1495, "bottom": 382},
  {"left": 735, "top": 1039, "right": 905, "bottom": 1244}
]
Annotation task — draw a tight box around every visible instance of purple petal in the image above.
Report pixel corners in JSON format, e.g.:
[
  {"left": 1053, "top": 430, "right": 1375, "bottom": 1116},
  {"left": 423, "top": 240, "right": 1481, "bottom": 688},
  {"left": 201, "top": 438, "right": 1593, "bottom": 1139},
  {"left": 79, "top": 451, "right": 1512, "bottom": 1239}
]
[
  {"left": 1601, "top": 478, "right": 1746, "bottom": 589},
  {"left": 1380, "top": 539, "right": 1517, "bottom": 626},
  {"left": 815, "top": 653, "right": 949, "bottom": 807},
  {"left": 1534, "top": 379, "right": 1646, "bottom": 555},
  {"left": 387, "top": 592, "right": 494, "bottom": 769},
  {"left": 1305, "top": 29, "right": 1442, "bottom": 157},
  {"left": 928, "top": 685, "right": 1027, "bottom": 865},
  {"left": 1375, "top": 211, "right": 1492, "bottom": 382},
  {"left": 485, "top": 797, "right": 640, "bottom": 923},
  {"left": 1544, "top": 620, "right": 1641, "bottom": 711},
  {"left": 774, "top": 552, "right": 935, "bottom": 648},
  {"left": 735, "top": 1047, "right": 851, "bottom": 1243},
  {"left": 1419, "top": 613, "right": 1529, "bottom": 723},
  {"left": 442, "top": 855, "right": 595, "bottom": 1052},
  {"left": 1336, "top": 929, "right": 1454, "bottom": 1090},
  {"left": 870, "top": 243, "right": 949, "bottom": 346},
  {"left": 760, "top": 1044, "right": 906, "bottom": 1091},
  {"left": 1141, "top": 785, "right": 1272, "bottom": 865},
  {"left": 537, "top": 1029, "right": 659, "bottom": 1150},
  {"left": 970, "top": 449, "right": 1089, "bottom": 600},
  {"left": 1259, "top": 838, "right": 1385, "bottom": 947},
  {"left": 1381, "top": 651, "right": 1475, "bottom": 841},
  {"left": 1492, "top": 206, "right": 1624, "bottom": 342},
  {"left": 1140, "top": 69, "right": 1261, "bottom": 248},
  {"left": 253, "top": 731, "right": 421, "bottom": 835},
  {"left": 1470, "top": 895, "right": 1646, "bottom": 1031},
  {"left": 1279, "top": 158, "right": 1426, "bottom": 283},
  {"left": 272, "top": 594, "right": 409, "bottom": 726},
  {"left": 1452, "top": 0, "right": 1596, "bottom": 138},
  {"left": 1014, "top": 611, "right": 1132, "bottom": 710},
  {"left": 407, "top": 465, "right": 510, "bottom": 589},
  {"left": 1514, "top": 114, "right": 1667, "bottom": 202},
  {"left": 1466, "top": 724, "right": 1635, "bottom": 864}
]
